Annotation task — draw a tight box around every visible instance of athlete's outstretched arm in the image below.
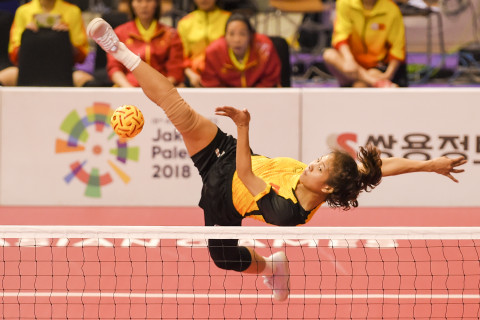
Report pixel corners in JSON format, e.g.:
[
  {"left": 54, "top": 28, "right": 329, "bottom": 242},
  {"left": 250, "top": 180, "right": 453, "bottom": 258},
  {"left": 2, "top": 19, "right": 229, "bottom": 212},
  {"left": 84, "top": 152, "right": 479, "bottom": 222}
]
[
  {"left": 380, "top": 156, "right": 467, "bottom": 182},
  {"left": 215, "top": 106, "right": 267, "bottom": 195}
]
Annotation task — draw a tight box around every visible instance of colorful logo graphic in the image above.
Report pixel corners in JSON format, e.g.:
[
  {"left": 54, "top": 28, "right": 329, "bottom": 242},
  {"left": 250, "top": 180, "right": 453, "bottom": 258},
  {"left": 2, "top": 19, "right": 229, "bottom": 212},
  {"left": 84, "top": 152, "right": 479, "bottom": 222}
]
[{"left": 55, "top": 102, "right": 140, "bottom": 198}]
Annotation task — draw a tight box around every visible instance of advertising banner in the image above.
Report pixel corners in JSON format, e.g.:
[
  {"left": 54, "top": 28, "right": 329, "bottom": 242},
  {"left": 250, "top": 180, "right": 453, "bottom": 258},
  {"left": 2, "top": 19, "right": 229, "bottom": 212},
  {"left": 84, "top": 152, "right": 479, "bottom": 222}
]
[
  {"left": 2, "top": 87, "right": 478, "bottom": 207},
  {"left": 302, "top": 88, "right": 480, "bottom": 206},
  {"left": 0, "top": 88, "right": 300, "bottom": 206}
]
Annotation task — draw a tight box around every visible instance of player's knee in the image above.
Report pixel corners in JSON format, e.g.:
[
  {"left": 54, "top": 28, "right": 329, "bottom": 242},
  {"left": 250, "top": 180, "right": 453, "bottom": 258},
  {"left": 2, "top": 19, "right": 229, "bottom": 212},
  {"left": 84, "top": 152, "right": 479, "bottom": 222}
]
[
  {"left": 211, "top": 256, "right": 233, "bottom": 270},
  {"left": 322, "top": 48, "right": 337, "bottom": 65},
  {"left": 210, "top": 255, "right": 250, "bottom": 272},
  {"left": 208, "top": 241, "right": 251, "bottom": 272},
  {"left": 208, "top": 245, "right": 235, "bottom": 270}
]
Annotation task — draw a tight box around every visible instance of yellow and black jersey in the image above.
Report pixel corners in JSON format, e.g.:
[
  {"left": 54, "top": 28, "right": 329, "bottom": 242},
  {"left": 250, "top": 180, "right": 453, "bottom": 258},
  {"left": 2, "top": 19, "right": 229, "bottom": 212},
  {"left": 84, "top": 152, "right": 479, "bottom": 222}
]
[
  {"left": 192, "top": 129, "right": 322, "bottom": 227},
  {"left": 232, "top": 156, "right": 321, "bottom": 226}
]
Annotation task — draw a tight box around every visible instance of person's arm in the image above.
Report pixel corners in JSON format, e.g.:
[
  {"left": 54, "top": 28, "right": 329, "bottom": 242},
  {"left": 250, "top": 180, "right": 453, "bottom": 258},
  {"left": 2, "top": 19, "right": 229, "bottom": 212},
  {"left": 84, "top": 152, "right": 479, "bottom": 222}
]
[
  {"left": 382, "top": 59, "right": 401, "bottom": 80},
  {"left": 185, "top": 67, "right": 202, "bottom": 87},
  {"left": 380, "top": 156, "right": 467, "bottom": 183},
  {"left": 111, "top": 70, "right": 134, "bottom": 87},
  {"left": 165, "top": 30, "right": 185, "bottom": 86},
  {"left": 8, "top": 6, "right": 28, "bottom": 64},
  {"left": 386, "top": 9, "right": 406, "bottom": 73},
  {"left": 254, "top": 38, "right": 282, "bottom": 88},
  {"left": 177, "top": 19, "right": 201, "bottom": 87},
  {"left": 338, "top": 44, "right": 360, "bottom": 79},
  {"left": 200, "top": 43, "right": 223, "bottom": 87},
  {"left": 214, "top": 106, "right": 267, "bottom": 195},
  {"left": 338, "top": 44, "right": 356, "bottom": 65},
  {"left": 330, "top": 0, "right": 359, "bottom": 78},
  {"left": 59, "top": 5, "right": 89, "bottom": 63}
]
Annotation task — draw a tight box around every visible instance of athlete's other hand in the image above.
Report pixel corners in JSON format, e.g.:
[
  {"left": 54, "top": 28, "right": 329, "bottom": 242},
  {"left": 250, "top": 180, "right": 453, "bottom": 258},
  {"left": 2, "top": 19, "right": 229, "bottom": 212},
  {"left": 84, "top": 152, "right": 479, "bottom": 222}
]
[
  {"left": 430, "top": 156, "right": 467, "bottom": 183},
  {"left": 215, "top": 106, "right": 250, "bottom": 127}
]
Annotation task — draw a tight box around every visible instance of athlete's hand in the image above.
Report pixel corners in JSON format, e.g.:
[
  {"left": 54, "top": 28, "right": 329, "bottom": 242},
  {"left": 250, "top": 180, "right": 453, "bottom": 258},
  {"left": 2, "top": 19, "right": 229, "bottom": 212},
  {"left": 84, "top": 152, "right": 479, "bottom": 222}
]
[
  {"left": 430, "top": 156, "right": 467, "bottom": 183},
  {"left": 215, "top": 106, "right": 250, "bottom": 127}
]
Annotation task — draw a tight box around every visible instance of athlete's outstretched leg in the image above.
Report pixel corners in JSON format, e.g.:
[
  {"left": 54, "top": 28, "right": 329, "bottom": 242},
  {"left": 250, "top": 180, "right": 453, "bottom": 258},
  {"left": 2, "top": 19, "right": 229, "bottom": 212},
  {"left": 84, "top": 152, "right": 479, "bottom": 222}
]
[
  {"left": 87, "top": 18, "right": 217, "bottom": 156},
  {"left": 131, "top": 62, "right": 218, "bottom": 155}
]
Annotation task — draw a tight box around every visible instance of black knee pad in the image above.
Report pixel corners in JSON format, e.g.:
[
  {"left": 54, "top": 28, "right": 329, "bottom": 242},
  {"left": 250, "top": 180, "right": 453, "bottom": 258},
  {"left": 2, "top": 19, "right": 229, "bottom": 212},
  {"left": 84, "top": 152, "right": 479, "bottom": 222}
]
[{"left": 208, "top": 239, "right": 252, "bottom": 272}]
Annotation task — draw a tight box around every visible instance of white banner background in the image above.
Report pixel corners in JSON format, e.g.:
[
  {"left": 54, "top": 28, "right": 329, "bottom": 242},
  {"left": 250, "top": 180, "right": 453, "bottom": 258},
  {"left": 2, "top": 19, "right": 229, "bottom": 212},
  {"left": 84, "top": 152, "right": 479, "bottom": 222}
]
[
  {"left": 302, "top": 88, "right": 480, "bottom": 206},
  {"left": 1, "top": 87, "right": 479, "bottom": 207},
  {"left": 0, "top": 88, "right": 300, "bottom": 206}
]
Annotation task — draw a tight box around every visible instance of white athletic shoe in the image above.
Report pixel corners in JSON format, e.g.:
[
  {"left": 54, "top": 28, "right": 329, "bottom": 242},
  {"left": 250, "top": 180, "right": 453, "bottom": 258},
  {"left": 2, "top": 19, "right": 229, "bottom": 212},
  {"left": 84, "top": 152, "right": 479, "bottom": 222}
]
[
  {"left": 87, "top": 17, "right": 119, "bottom": 53},
  {"left": 262, "top": 251, "right": 290, "bottom": 301}
]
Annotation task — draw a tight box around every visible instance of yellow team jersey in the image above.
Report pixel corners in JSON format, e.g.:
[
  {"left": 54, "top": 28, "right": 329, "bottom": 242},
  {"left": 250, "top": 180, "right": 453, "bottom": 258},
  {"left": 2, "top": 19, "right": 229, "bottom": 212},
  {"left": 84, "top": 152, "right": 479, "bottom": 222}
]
[
  {"left": 232, "top": 156, "right": 321, "bottom": 225},
  {"left": 332, "top": 0, "right": 405, "bottom": 68},
  {"left": 176, "top": 7, "right": 230, "bottom": 73},
  {"left": 8, "top": 0, "right": 88, "bottom": 64}
]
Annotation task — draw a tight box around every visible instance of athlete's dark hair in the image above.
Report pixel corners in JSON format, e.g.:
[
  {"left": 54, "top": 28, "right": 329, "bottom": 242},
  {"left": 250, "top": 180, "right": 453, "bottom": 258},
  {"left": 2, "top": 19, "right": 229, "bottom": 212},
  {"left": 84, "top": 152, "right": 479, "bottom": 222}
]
[
  {"left": 225, "top": 12, "right": 255, "bottom": 36},
  {"left": 325, "top": 144, "right": 383, "bottom": 210}
]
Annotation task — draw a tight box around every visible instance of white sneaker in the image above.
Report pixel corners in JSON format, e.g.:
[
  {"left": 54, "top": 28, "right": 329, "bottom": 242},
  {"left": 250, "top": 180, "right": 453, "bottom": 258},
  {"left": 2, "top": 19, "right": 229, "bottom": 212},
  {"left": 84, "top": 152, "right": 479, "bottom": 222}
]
[
  {"left": 87, "top": 17, "right": 119, "bottom": 53},
  {"left": 262, "top": 251, "right": 290, "bottom": 301}
]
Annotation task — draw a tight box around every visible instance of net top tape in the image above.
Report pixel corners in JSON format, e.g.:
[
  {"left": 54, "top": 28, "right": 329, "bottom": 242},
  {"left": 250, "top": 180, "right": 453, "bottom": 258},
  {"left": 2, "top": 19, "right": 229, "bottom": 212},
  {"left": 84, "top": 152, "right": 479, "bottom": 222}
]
[{"left": 2, "top": 226, "right": 480, "bottom": 240}]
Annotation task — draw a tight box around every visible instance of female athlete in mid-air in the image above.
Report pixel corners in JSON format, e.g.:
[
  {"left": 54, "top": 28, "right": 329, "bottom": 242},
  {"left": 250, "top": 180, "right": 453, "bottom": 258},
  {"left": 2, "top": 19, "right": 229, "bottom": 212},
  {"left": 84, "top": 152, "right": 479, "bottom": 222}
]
[{"left": 87, "top": 18, "right": 467, "bottom": 301}]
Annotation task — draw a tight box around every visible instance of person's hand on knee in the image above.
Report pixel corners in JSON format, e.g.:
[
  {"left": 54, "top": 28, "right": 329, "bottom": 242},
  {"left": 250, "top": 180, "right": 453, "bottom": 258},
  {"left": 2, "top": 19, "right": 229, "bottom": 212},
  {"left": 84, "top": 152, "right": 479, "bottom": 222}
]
[
  {"left": 366, "top": 68, "right": 383, "bottom": 78},
  {"left": 366, "top": 69, "right": 398, "bottom": 88},
  {"left": 25, "top": 21, "right": 38, "bottom": 32}
]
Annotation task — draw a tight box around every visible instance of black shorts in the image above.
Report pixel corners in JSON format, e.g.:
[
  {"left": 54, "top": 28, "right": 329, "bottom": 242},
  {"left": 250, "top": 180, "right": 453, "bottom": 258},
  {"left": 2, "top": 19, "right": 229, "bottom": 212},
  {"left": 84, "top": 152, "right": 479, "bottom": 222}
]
[{"left": 191, "top": 128, "right": 244, "bottom": 226}]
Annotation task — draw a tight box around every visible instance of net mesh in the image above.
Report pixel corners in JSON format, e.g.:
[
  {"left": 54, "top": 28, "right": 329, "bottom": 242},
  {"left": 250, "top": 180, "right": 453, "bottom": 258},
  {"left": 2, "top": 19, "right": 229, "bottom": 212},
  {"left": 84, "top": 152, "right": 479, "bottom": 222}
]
[{"left": 1, "top": 226, "right": 480, "bottom": 319}]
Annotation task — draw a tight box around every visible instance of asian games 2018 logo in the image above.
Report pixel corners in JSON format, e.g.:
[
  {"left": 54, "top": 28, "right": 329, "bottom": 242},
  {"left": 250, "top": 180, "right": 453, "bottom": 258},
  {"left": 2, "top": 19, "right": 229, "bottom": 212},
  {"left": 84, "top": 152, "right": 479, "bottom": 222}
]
[{"left": 54, "top": 102, "right": 140, "bottom": 198}]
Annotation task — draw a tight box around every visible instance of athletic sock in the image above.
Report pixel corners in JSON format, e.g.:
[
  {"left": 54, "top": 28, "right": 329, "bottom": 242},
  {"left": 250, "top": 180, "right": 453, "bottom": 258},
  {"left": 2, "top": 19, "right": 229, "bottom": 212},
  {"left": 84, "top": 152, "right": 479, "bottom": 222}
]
[{"left": 112, "top": 42, "right": 141, "bottom": 72}]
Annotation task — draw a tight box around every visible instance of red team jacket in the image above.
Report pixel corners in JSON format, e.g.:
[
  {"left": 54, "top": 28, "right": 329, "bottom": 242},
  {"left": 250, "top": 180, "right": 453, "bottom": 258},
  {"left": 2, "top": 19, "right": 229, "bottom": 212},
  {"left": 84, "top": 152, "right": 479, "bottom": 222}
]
[
  {"left": 201, "top": 33, "right": 281, "bottom": 88},
  {"left": 107, "top": 20, "right": 185, "bottom": 86}
]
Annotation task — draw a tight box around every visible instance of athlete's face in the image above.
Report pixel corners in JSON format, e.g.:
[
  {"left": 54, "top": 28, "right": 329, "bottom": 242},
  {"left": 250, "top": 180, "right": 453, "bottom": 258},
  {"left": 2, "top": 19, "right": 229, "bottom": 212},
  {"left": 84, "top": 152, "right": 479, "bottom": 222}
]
[
  {"left": 225, "top": 20, "right": 251, "bottom": 59},
  {"left": 299, "top": 154, "right": 334, "bottom": 194},
  {"left": 131, "top": 0, "right": 157, "bottom": 21},
  {"left": 194, "top": 0, "right": 216, "bottom": 11}
]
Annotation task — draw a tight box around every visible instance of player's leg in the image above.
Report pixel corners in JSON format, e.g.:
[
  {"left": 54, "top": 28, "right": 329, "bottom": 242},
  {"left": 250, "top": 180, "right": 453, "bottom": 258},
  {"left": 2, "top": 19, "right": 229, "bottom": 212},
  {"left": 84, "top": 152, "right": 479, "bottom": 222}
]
[
  {"left": 208, "top": 239, "right": 252, "bottom": 271},
  {"left": 208, "top": 240, "right": 290, "bottom": 301},
  {"left": 323, "top": 48, "right": 385, "bottom": 87},
  {"left": 87, "top": 18, "right": 217, "bottom": 156},
  {"left": 131, "top": 62, "right": 218, "bottom": 156},
  {"left": 245, "top": 248, "right": 290, "bottom": 301},
  {"left": 0, "top": 66, "right": 18, "bottom": 86},
  {"left": 322, "top": 48, "right": 355, "bottom": 87}
]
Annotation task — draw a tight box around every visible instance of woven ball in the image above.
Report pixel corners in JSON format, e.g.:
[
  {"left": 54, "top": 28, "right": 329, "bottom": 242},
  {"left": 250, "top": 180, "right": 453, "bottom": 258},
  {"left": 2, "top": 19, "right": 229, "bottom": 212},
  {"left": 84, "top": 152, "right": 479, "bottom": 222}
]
[{"left": 111, "top": 105, "right": 145, "bottom": 139}]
